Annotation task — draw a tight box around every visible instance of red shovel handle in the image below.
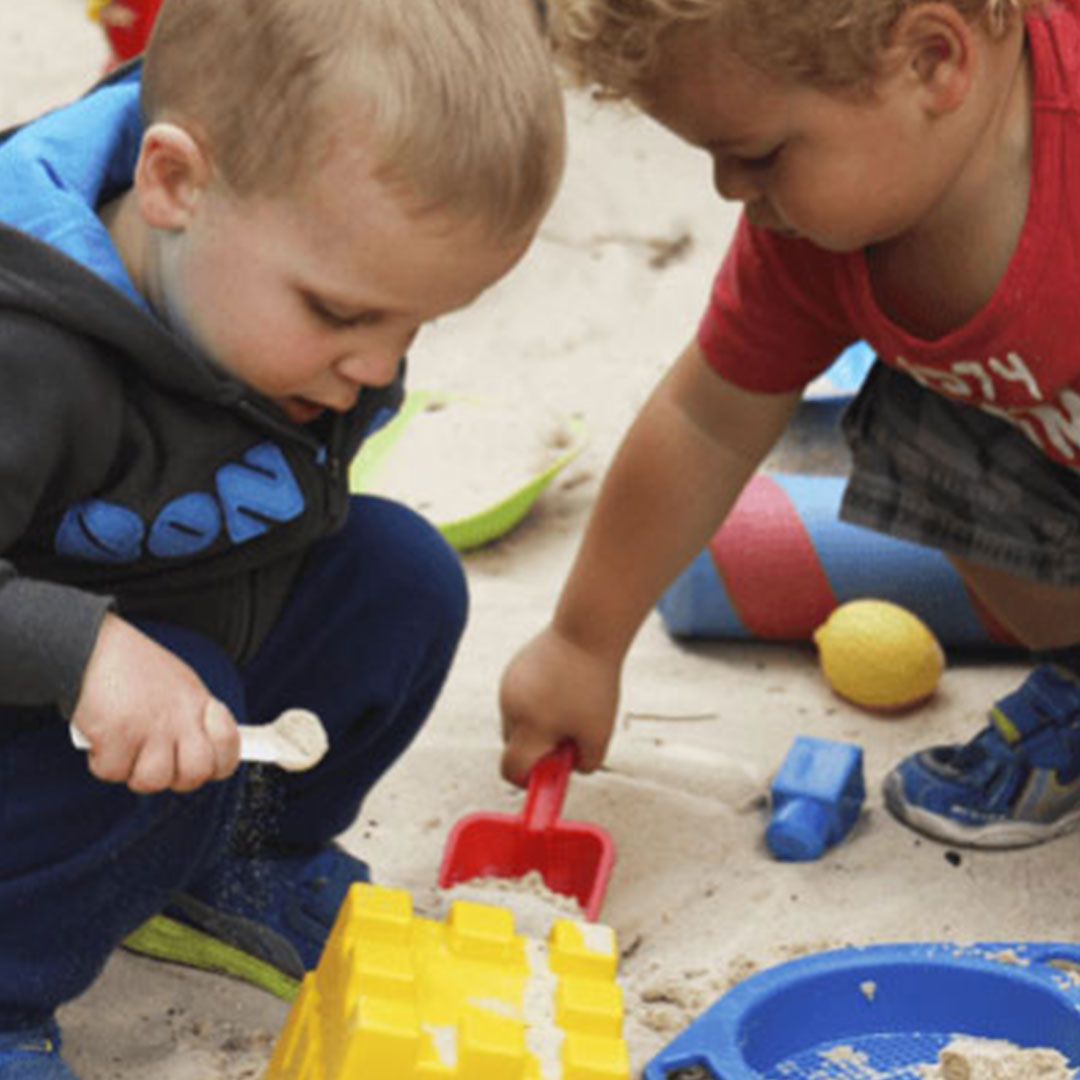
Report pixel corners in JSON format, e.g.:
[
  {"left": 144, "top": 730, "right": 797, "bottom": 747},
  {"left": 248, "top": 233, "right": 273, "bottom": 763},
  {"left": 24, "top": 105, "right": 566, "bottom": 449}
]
[{"left": 521, "top": 741, "right": 577, "bottom": 835}]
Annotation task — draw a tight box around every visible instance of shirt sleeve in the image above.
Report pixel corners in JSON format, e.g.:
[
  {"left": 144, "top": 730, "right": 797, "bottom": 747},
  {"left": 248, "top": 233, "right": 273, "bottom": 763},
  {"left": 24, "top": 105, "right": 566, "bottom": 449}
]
[
  {"left": 697, "top": 215, "right": 860, "bottom": 393},
  {"left": 0, "top": 314, "right": 119, "bottom": 715}
]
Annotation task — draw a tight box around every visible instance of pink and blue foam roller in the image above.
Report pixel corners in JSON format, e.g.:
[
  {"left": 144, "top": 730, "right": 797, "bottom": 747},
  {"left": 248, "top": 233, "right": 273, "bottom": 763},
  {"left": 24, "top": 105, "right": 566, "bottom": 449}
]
[{"left": 657, "top": 471, "right": 1016, "bottom": 649}]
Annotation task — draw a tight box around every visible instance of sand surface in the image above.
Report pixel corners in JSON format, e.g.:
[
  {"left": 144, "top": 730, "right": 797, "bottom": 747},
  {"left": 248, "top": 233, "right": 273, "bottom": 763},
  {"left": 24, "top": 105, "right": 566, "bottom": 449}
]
[{"left": 5, "top": 4, "right": 1076, "bottom": 1078}]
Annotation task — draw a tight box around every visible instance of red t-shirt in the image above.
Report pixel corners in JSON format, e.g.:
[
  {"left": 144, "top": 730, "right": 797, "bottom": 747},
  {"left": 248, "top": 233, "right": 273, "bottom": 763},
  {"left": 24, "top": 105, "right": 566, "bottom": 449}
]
[{"left": 698, "top": 0, "right": 1080, "bottom": 469}]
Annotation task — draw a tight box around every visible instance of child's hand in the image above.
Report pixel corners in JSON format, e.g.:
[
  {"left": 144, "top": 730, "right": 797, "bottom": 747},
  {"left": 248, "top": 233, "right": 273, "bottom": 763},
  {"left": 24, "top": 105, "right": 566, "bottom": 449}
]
[
  {"left": 71, "top": 613, "right": 241, "bottom": 794},
  {"left": 499, "top": 625, "right": 620, "bottom": 786}
]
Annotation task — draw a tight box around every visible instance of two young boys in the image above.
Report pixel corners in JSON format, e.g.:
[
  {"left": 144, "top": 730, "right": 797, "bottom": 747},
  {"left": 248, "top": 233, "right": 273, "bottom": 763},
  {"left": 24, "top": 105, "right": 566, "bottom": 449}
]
[
  {"left": 9, "top": 0, "right": 1080, "bottom": 1070},
  {"left": 0, "top": 0, "right": 563, "bottom": 1074},
  {"left": 502, "top": 0, "right": 1080, "bottom": 852}
]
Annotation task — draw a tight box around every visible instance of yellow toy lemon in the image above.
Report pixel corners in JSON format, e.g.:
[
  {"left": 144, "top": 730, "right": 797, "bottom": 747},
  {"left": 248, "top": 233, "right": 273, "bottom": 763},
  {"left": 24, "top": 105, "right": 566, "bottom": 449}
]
[{"left": 813, "top": 599, "right": 945, "bottom": 711}]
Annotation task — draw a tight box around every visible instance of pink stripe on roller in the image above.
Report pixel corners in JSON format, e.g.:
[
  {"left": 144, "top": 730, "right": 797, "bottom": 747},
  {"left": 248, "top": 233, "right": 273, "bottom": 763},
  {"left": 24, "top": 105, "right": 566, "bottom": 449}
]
[
  {"left": 966, "top": 586, "right": 1020, "bottom": 647},
  {"left": 708, "top": 474, "right": 837, "bottom": 638}
]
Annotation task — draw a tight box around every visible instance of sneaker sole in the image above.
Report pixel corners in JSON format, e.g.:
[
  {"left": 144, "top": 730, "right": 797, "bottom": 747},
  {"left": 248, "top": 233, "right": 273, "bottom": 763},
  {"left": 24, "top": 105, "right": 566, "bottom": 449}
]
[
  {"left": 885, "top": 779, "right": 1080, "bottom": 849},
  {"left": 123, "top": 915, "right": 300, "bottom": 1002}
]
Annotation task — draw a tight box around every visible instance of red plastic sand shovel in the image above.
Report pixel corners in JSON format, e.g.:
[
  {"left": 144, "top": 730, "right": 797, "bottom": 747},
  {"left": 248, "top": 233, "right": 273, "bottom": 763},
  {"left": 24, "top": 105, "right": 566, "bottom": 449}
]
[{"left": 438, "top": 742, "right": 615, "bottom": 921}]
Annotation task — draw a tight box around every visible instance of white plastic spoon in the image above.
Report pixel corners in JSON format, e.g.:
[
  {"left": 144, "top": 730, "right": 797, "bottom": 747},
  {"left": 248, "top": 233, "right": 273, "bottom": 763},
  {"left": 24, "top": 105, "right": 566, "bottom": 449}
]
[{"left": 69, "top": 707, "right": 329, "bottom": 772}]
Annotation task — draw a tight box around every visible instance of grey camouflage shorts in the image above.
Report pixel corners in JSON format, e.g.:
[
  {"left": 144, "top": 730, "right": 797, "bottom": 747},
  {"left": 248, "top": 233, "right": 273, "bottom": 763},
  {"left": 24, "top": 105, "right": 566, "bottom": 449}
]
[{"left": 840, "top": 363, "right": 1080, "bottom": 586}]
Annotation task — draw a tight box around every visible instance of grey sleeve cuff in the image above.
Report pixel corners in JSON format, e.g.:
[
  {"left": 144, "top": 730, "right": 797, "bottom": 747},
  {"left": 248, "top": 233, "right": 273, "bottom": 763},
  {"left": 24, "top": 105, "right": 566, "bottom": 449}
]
[{"left": 0, "top": 573, "right": 115, "bottom": 716}]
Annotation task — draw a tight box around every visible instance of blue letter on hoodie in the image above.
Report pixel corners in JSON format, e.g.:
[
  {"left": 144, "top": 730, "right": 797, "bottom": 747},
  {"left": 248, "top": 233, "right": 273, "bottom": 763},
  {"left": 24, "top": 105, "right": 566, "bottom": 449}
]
[
  {"left": 55, "top": 501, "right": 145, "bottom": 564},
  {"left": 215, "top": 442, "right": 305, "bottom": 543}
]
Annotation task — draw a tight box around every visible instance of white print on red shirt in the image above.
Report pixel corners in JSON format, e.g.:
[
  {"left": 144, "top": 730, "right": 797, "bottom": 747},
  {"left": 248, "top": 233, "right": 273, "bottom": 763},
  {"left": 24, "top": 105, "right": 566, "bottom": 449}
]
[{"left": 893, "top": 353, "right": 1080, "bottom": 466}]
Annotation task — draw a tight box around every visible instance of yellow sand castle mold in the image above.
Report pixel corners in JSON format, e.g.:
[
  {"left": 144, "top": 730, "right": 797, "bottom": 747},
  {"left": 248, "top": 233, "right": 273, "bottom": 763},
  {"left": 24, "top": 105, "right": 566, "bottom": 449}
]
[{"left": 264, "top": 883, "right": 629, "bottom": 1080}]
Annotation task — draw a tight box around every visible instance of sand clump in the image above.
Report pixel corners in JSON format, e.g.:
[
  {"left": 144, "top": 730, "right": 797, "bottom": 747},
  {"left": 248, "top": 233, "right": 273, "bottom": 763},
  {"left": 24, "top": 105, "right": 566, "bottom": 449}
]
[{"left": 921, "top": 1037, "right": 1076, "bottom": 1080}]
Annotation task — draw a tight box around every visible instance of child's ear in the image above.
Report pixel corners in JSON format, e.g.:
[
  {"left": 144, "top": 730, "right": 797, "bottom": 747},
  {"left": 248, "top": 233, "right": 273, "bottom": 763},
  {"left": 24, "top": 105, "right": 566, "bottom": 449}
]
[
  {"left": 889, "top": 2, "right": 974, "bottom": 115},
  {"left": 133, "top": 122, "right": 213, "bottom": 230}
]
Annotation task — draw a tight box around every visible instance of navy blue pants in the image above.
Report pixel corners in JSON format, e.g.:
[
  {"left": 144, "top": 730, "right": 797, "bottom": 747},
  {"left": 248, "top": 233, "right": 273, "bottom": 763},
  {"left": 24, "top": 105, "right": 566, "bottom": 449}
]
[{"left": 0, "top": 496, "right": 467, "bottom": 1028}]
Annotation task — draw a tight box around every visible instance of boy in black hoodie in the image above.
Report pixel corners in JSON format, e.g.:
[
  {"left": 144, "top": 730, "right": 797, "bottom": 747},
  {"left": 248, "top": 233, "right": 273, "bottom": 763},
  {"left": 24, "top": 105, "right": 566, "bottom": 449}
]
[{"left": 0, "top": 0, "right": 564, "bottom": 1074}]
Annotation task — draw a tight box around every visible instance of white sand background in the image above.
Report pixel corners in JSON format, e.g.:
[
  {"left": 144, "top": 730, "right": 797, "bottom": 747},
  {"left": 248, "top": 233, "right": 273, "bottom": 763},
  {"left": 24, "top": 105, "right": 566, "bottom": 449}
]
[{"left": 4, "top": 4, "right": 1073, "bottom": 1078}]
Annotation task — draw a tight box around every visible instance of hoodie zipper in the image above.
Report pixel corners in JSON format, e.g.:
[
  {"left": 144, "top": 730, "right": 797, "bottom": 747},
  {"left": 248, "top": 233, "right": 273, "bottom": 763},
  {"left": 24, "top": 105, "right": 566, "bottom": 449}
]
[
  {"left": 230, "top": 398, "right": 343, "bottom": 660},
  {"left": 235, "top": 396, "right": 347, "bottom": 509},
  {"left": 324, "top": 416, "right": 347, "bottom": 517}
]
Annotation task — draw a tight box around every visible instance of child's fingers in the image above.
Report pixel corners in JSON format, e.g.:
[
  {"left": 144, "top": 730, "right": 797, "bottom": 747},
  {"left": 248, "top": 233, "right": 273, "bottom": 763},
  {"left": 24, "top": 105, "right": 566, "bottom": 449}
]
[
  {"left": 85, "top": 736, "right": 140, "bottom": 787},
  {"left": 126, "top": 738, "right": 181, "bottom": 794},
  {"left": 570, "top": 728, "right": 612, "bottom": 774},
  {"left": 500, "top": 729, "right": 562, "bottom": 787},
  {"left": 147, "top": 699, "right": 239, "bottom": 792},
  {"left": 201, "top": 697, "right": 241, "bottom": 781},
  {"left": 172, "top": 728, "right": 221, "bottom": 793}
]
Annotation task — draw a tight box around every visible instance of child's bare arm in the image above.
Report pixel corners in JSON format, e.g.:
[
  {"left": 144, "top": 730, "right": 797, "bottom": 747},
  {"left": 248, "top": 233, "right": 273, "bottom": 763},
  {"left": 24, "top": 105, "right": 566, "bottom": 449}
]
[
  {"left": 72, "top": 613, "right": 241, "bottom": 794},
  {"left": 500, "top": 339, "right": 800, "bottom": 784}
]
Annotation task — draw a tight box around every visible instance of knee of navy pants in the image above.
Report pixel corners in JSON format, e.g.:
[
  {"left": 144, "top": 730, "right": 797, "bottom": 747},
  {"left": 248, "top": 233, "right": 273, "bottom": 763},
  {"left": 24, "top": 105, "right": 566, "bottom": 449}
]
[{"left": 0, "top": 495, "right": 467, "bottom": 1028}]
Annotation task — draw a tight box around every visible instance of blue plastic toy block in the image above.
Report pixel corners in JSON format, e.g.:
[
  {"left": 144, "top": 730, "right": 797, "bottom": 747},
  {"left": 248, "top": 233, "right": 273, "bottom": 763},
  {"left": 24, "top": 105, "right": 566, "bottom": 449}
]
[{"left": 765, "top": 736, "right": 865, "bottom": 861}]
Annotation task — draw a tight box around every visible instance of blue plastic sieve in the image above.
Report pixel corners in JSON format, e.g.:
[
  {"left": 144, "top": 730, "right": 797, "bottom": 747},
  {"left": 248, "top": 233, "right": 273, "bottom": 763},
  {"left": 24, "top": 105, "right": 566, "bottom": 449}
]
[{"left": 644, "top": 942, "right": 1080, "bottom": 1080}]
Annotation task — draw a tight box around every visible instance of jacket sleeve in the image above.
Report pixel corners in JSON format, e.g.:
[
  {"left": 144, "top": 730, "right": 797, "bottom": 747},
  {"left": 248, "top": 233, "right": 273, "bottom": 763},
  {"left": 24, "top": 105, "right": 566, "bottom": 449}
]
[
  {"left": 0, "top": 314, "right": 120, "bottom": 715},
  {"left": 0, "top": 563, "right": 113, "bottom": 715}
]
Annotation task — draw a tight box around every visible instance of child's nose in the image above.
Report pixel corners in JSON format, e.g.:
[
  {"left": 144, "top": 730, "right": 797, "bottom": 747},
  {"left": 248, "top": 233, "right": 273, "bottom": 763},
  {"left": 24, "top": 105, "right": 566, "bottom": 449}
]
[
  {"left": 712, "top": 156, "right": 761, "bottom": 204},
  {"left": 337, "top": 327, "right": 418, "bottom": 387},
  {"left": 336, "top": 347, "right": 402, "bottom": 388}
]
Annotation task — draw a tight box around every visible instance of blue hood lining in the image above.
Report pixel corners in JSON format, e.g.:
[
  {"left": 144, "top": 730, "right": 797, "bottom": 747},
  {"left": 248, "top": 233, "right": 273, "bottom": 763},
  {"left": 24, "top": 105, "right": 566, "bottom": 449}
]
[{"left": 0, "top": 69, "right": 146, "bottom": 309}]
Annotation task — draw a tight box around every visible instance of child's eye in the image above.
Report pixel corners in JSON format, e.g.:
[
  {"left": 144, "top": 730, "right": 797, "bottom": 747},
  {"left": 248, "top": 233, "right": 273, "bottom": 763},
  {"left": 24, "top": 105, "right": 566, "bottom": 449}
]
[
  {"left": 304, "top": 294, "right": 383, "bottom": 329},
  {"left": 738, "top": 146, "right": 782, "bottom": 170}
]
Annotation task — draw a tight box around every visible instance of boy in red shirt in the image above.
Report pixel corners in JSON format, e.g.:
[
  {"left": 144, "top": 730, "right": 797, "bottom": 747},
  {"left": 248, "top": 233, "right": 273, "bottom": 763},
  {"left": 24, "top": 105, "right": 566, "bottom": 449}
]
[{"left": 501, "top": 0, "right": 1080, "bottom": 851}]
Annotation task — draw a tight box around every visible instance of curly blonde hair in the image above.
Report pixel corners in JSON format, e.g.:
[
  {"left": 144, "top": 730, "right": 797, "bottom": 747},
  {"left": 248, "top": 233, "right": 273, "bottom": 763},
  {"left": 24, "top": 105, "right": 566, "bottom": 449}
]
[{"left": 552, "top": 0, "right": 1040, "bottom": 97}]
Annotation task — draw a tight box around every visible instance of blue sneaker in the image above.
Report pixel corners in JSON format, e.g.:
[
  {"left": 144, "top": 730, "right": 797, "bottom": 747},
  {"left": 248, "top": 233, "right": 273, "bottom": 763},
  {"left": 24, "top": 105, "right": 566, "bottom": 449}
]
[
  {"left": 122, "top": 844, "right": 370, "bottom": 1001},
  {"left": 884, "top": 665, "right": 1080, "bottom": 848},
  {"left": 0, "top": 1021, "right": 78, "bottom": 1078}
]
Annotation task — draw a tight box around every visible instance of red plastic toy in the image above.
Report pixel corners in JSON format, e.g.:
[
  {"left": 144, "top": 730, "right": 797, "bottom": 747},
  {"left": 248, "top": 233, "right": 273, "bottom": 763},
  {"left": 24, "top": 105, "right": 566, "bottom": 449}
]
[
  {"left": 89, "top": 0, "right": 163, "bottom": 65},
  {"left": 439, "top": 742, "right": 615, "bottom": 921}
]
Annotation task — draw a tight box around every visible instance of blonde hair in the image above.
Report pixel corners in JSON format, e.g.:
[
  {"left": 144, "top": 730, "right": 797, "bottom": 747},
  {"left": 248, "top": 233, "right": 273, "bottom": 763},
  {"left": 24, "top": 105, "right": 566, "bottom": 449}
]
[
  {"left": 552, "top": 0, "right": 1041, "bottom": 97},
  {"left": 141, "top": 0, "right": 565, "bottom": 239}
]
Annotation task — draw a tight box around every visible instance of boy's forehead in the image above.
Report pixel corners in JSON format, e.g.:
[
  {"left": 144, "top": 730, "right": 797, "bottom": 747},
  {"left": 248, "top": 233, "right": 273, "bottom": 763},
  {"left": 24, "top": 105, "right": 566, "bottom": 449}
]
[
  {"left": 250, "top": 173, "right": 530, "bottom": 309},
  {"left": 639, "top": 34, "right": 788, "bottom": 146}
]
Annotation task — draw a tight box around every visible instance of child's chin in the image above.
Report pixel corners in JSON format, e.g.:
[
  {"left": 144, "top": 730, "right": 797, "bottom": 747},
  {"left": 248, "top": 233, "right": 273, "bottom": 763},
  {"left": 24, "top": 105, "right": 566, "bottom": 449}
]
[{"left": 746, "top": 207, "right": 800, "bottom": 240}]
